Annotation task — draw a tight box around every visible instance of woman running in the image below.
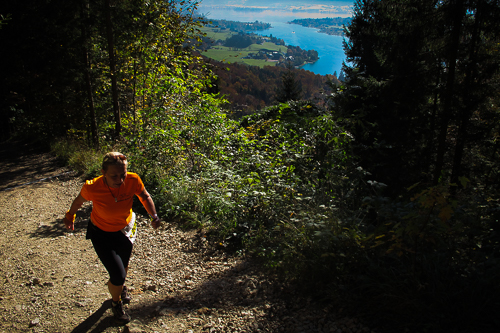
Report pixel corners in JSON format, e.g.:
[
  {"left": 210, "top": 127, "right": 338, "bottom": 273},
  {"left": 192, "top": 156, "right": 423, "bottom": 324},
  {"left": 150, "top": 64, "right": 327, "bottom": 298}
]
[{"left": 63, "top": 152, "right": 161, "bottom": 324}]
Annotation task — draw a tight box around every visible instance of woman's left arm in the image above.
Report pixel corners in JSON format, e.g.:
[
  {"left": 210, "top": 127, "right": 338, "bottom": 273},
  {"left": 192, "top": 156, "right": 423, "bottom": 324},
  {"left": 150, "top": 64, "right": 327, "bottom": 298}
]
[{"left": 137, "top": 188, "right": 161, "bottom": 229}]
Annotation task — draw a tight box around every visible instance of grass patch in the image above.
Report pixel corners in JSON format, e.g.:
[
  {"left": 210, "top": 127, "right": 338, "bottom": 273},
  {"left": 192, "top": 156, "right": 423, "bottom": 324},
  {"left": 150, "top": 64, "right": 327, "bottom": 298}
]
[
  {"left": 200, "top": 26, "right": 287, "bottom": 67},
  {"left": 240, "top": 59, "right": 277, "bottom": 68},
  {"left": 252, "top": 42, "right": 285, "bottom": 52},
  {"left": 202, "top": 42, "right": 285, "bottom": 67},
  {"left": 199, "top": 27, "right": 234, "bottom": 41},
  {"left": 203, "top": 47, "right": 251, "bottom": 62},
  {"left": 202, "top": 47, "right": 276, "bottom": 67},
  {"left": 50, "top": 140, "right": 102, "bottom": 179}
]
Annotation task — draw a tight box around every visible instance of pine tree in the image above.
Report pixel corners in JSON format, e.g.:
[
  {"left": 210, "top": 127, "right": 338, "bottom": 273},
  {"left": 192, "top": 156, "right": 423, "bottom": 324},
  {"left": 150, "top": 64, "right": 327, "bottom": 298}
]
[
  {"left": 336, "top": 0, "right": 440, "bottom": 192},
  {"left": 335, "top": 0, "right": 500, "bottom": 193},
  {"left": 275, "top": 61, "right": 302, "bottom": 103}
]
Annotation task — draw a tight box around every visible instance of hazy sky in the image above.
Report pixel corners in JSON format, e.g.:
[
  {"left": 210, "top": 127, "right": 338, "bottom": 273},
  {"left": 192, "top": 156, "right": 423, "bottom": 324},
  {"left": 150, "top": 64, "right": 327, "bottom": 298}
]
[
  {"left": 198, "top": 0, "right": 354, "bottom": 10},
  {"left": 197, "top": 0, "right": 353, "bottom": 21}
]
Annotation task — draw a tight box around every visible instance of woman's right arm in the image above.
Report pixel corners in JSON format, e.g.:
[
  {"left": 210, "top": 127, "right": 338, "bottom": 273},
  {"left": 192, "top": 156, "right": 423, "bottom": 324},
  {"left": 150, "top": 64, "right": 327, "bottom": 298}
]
[{"left": 63, "top": 193, "right": 88, "bottom": 231}]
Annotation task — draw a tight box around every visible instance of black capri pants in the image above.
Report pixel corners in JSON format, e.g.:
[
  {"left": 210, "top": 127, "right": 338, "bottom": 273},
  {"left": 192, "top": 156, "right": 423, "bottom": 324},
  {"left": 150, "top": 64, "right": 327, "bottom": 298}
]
[{"left": 87, "top": 221, "right": 133, "bottom": 286}]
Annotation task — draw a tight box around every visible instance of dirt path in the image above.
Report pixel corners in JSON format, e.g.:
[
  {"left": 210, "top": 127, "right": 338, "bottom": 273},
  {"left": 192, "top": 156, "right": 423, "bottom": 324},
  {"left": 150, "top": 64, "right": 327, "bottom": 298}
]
[{"left": 0, "top": 143, "right": 374, "bottom": 333}]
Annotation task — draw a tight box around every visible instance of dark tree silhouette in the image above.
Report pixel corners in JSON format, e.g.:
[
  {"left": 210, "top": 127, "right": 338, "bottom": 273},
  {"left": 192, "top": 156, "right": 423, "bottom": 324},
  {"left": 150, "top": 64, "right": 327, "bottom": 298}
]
[{"left": 275, "top": 62, "right": 302, "bottom": 103}]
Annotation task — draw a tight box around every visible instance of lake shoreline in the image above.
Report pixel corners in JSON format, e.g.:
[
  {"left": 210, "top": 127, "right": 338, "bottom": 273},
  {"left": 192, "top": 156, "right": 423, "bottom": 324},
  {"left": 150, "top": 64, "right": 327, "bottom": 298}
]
[{"left": 198, "top": 5, "right": 350, "bottom": 75}]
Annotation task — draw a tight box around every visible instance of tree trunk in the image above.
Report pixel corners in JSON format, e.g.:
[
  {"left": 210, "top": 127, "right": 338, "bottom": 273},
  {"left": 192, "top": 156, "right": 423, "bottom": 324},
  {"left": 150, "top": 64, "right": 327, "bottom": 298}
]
[
  {"left": 433, "top": 0, "right": 465, "bottom": 184},
  {"left": 82, "top": 0, "right": 98, "bottom": 148},
  {"left": 104, "top": 0, "right": 121, "bottom": 140},
  {"left": 132, "top": 59, "right": 137, "bottom": 135},
  {"left": 450, "top": 1, "right": 482, "bottom": 187}
]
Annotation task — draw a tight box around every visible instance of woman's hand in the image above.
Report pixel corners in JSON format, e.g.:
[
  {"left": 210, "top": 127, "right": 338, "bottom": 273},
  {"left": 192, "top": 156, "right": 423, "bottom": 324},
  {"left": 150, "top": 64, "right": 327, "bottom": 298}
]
[
  {"left": 151, "top": 215, "right": 161, "bottom": 229},
  {"left": 63, "top": 217, "right": 75, "bottom": 231},
  {"left": 64, "top": 194, "right": 86, "bottom": 231},
  {"left": 138, "top": 188, "right": 161, "bottom": 229}
]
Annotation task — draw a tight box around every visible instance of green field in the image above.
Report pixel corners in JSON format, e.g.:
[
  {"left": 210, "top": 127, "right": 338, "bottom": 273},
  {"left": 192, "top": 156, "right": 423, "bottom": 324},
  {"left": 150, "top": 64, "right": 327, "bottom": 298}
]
[
  {"left": 202, "top": 46, "right": 281, "bottom": 68},
  {"left": 200, "top": 27, "right": 287, "bottom": 67},
  {"left": 200, "top": 27, "right": 234, "bottom": 41}
]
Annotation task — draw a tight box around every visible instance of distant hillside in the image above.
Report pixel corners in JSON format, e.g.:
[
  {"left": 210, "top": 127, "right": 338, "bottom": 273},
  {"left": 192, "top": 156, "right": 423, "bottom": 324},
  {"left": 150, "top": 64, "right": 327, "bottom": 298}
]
[
  {"left": 205, "top": 19, "right": 271, "bottom": 31},
  {"left": 198, "top": 0, "right": 354, "bottom": 15},
  {"left": 205, "top": 59, "right": 340, "bottom": 116},
  {"left": 289, "top": 17, "right": 352, "bottom": 36}
]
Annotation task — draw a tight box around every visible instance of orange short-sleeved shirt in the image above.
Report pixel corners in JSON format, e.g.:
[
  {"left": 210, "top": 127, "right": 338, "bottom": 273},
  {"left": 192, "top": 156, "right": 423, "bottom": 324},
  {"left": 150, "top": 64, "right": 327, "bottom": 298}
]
[{"left": 80, "top": 172, "right": 145, "bottom": 232}]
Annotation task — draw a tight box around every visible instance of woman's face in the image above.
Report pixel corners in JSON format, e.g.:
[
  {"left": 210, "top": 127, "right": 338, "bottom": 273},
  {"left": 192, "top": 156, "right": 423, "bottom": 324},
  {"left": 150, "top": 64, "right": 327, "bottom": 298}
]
[{"left": 102, "top": 164, "right": 127, "bottom": 188}]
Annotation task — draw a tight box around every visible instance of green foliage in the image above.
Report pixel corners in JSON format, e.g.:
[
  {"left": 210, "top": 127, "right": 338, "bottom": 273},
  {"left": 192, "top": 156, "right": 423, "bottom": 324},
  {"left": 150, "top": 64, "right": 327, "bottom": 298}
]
[
  {"left": 203, "top": 101, "right": 358, "bottom": 267},
  {"left": 328, "top": 173, "right": 500, "bottom": 332},
  {"left": 0, "top": 14, "right": 11, "bottom": 29},
  {"left": 275, "top": 62, "right": 303, "bottom": 103},
  {"left": 224, "top": 34, "right": 254, "bottom": 48},
  {"left": 51, "top": 140, "right": 102, "bottom": 179},
  {"left": 109, "top": 97, "right": 361, "bottom": 283},
  {"left": 205, "top": 19, "right": 271, "bottom": 32}
]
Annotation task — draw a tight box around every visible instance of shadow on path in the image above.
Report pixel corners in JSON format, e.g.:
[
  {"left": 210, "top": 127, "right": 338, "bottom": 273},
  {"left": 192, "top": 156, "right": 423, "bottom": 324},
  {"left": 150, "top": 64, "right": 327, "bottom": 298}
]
[
  {"left": 30, "top": 206, "right": 92, "bottom": 238},
  {"left": 70, "top": 299, "right": 125, "bottom": 333},
  {"left": 0, "top": 140, "right": 69, "bottom": 191}
]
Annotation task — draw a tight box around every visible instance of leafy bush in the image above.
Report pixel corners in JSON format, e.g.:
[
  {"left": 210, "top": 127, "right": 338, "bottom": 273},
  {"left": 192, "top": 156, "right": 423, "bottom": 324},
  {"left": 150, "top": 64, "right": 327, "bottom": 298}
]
[
  {"left": 114, "top": 99, "right": 363, "bottom": 279},
  {"left": 338, "top": 178, "right": 500, "bottom": 333},
  {"left": 51, "top": 139, "right": 102, "bottom": 179}
]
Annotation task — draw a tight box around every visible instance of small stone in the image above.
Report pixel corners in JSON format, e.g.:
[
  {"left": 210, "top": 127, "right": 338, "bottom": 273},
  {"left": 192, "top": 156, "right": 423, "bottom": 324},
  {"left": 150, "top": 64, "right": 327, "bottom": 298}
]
[
  {"left": 29, "top": 318, "right": 40, "bottom": 327},
  {"left": 124, "top": 319, "right": 143, "bottom": 333},
  {"left": 147, "top": 285, "right": 158, "bottom": 292},
  {"left": 32, "top": 278, "right": 41, "bottom": 285},
  {"left": 197, "top": 307, "right": 210, "bottom": 315},
  {"left": 43, "top": 281, "right": 54, "bottom": 287}
]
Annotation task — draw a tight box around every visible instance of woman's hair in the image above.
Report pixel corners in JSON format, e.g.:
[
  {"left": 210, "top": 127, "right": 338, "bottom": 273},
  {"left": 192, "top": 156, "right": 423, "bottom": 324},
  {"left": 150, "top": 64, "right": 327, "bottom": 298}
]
[{"left": 102, "top": 152, "right": 127, "bottom": 171}]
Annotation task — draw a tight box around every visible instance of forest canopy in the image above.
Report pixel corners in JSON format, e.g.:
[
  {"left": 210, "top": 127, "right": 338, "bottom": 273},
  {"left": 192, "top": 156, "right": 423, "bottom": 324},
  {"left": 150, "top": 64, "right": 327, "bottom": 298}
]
[{"left": 203, "top": 18, "right": 272, "bottom": 31}]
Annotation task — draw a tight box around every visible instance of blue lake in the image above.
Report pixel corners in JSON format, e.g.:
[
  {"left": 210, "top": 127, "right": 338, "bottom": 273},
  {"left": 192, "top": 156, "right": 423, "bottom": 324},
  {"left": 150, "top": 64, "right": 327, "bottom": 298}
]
[
  {"left": 256, "top": 22, "right": 346, "bottom": 76},
  {"left": 198, "top": 4, "right": 353, "bottom": 76}
]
